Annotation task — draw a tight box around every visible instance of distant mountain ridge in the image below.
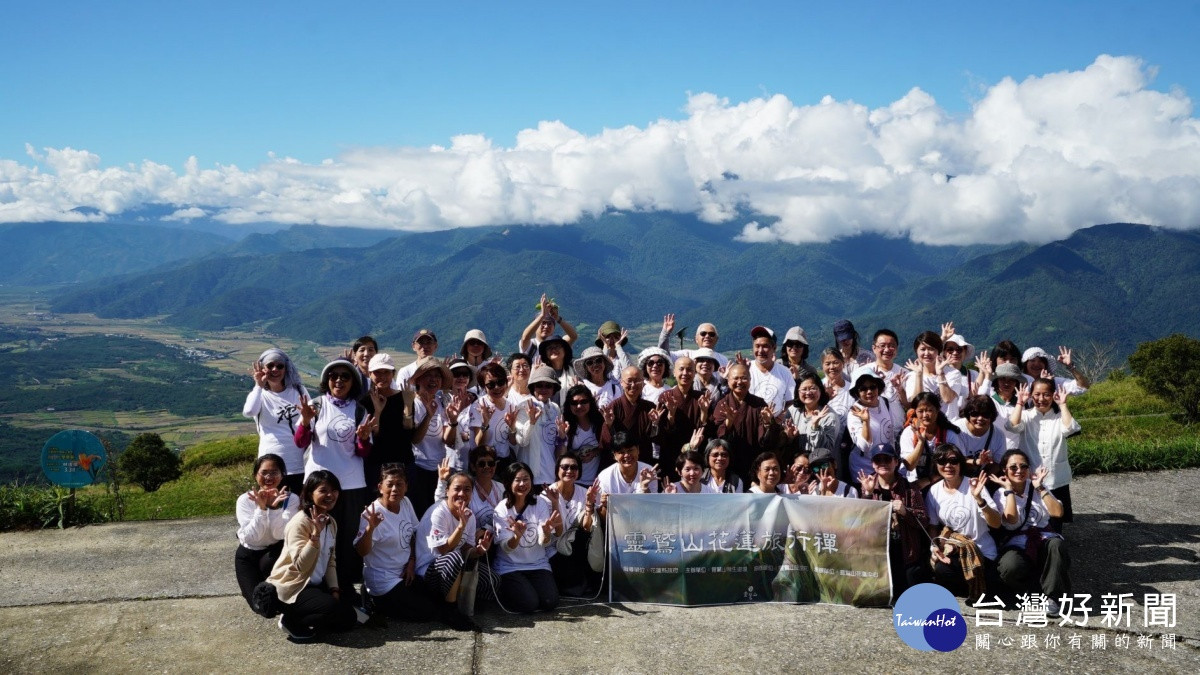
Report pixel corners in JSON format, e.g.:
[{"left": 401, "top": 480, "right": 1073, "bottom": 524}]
[{"left": 29, "top": 215, "right": 1200, "bottom": 360}]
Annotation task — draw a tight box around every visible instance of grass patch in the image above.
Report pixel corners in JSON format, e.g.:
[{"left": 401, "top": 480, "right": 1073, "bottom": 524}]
[
  {"left": 88, "top": 462, "right": 252, "bottom": 520},
  {"left": 180, "top": 434, "right": 257, "bottom": 471},
  {"left": 1069, "top": 377, "right": 1178, "bottom": 418}
]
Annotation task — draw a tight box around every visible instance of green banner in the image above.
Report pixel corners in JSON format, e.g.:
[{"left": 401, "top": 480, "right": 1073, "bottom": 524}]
[{"left": 607, "top": 493, "right": 892, "bottom": 607}]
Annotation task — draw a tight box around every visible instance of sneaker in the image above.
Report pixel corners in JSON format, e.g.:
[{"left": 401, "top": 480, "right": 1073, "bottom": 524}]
[
  {"left": 278, "top": 615, "right": 315, "bottom": 642},
  {"left": 1046, "top": 598, "right": 1062, "bottom": 618}
]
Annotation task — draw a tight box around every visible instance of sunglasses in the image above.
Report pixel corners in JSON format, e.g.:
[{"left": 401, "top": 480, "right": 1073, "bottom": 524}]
[
  {"left": 475, "top": 460, "right": 496, "bottom": 468},
  {"left": 698, "top": 331, "right": 717, "bottom": 338},
  {"left": 1007, "top": 463, "right": 1030, "bottom": 472},
  {"left": 936, "top": 457, "right": 962, "bottom": 466},
  {"left": 646, "top": 360, "right": 667, "bottom": 368},
  {"left": 794, "top": 464, "right": 812, "bottom": 473},
  {"left": 328, "top": 372, "right": 354, "bottom": 382},
  {"left": 811, "top": 463, "right": 831, "bottom": 473},
  {"left": 585, "top": 358, "right": 605, "bottom": 367},
  {"left": 570, "top": 399, "right": 590, "bottom": 406},
  {"left": 558, "top": 464, "right": 580, "bottom": 472},
  {"left": 484, "top": 380, "right": 507, "bottom": 389},
  {"left": 264, "top": 363, "right": 286, "bottom": 371}
]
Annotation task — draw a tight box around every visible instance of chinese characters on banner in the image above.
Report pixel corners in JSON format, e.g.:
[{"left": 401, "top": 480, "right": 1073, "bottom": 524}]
[{"left": 607, "top": 493, "right": 892, "bottom": 607}]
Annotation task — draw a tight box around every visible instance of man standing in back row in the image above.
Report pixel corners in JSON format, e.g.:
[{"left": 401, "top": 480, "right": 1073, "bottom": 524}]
[{"left": 659, "top": 313, "right": 729, "bottom": 372}]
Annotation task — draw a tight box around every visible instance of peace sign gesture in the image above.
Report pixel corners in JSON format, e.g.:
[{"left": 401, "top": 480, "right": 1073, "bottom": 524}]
[
  {"left": 600, "top": 402, "right": 615, "bottom": 428},
  {"left": 527, "top": 400, "right": 543, "bottom": 426},
  {"left": 251, "top": 362, "right": 270, "bottom": 388},
  {"left": 298, "top": 394, "right": 318, "bottom": 427},
  {"left": 356, "top": 415, "right": 376, "bottom": 441}
]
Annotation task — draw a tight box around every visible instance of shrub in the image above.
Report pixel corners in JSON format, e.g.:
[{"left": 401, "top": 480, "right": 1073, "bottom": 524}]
[
  {"left": 119, "top": 433, "right": 182, "bottom": 492},
  {"left": 1128, "top": 334, "right": 1200, "bottom": 423},
  {"left": 181, "top": 435, "right": 257, "bottom": 472},
  {"left": 0, "top": 483, "right": 109, "bottom": 530}
]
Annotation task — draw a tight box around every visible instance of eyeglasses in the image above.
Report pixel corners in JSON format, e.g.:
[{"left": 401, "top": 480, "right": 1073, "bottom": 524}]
[
  {"left": 558, "top": 464, "right": 580, "bottom": 472},
  {"left": 936, "top": 457, "right": 962, "bottom": 466},
  {"left": 570, "top": 399, "right": 590, "bottom": 406},
  {"left": 475, "top": 460, "right": 496, "bottom": 468},
  {"left": 328, "top": 372, "right": 353, "bottom": 382},
  {"left": 484, "top": 380, "right": 506, "bottom": 389},
  {"left": 698, "top": 331, "right": 717, "bottom": 338},
  {"left": 264, "top": 363, "right": 286, "bottom": 371},
  {"left": 257, "top": 469, "right": 282, "bottom": 477},
  {"left": 1007, "top": 463, "right": 1030, "bottom": 472},
  {"left": 873, "top": 343, "right": 898, "bottom": 352}
]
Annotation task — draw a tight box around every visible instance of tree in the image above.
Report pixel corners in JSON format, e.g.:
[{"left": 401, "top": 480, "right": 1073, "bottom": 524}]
[
  {"left": 1128, "top": 334, "right": 1200, "bottom": 424},
  {"left": 1075, "top": 340, "right": 1119, "bottom": 384},
  {"left": 119, "top": 433, "right": 181, "bottom": 492}
]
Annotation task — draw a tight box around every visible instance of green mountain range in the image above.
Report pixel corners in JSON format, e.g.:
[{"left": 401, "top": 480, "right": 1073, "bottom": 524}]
[{"left": 40, "top": 214, "right": 1200, "bottom": 359}]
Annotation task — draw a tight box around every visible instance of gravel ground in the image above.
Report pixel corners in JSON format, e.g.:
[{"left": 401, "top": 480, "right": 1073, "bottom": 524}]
[{"left": 1, "top": 469, "right": 1197, "bottom": 673}]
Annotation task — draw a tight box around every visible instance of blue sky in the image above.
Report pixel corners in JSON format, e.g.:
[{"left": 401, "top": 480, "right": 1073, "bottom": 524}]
[
  {"left": 4, "top": 1, "right": 1195, "bottom": 168},
  {"left": 2, "top": 2, "right": 1198, "bottom": 243}
]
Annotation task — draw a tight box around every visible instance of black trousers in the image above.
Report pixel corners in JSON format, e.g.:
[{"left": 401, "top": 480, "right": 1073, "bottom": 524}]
[
  {"left": 497, "top": 568, "right": 558, "bottom": 614},
  {"left": 371, "top": 577, "right": 439, "bottom": 621},
  {"left": 328, "top": 487, "right": 370, "bottom": 586},
  {"left": 234, "top": 543, "right": 283, "bottom": 610},
  {"left": 281, "top": 583, "right": 357, "bottom": 632}
]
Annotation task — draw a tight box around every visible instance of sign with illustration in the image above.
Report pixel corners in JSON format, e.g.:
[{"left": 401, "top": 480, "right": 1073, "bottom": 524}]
[
  {"left": 40, "top": 430, "right": 107, "bottom": 488},
  {"left": 608, "top": 493, "right": 891, "bottom": 607}
]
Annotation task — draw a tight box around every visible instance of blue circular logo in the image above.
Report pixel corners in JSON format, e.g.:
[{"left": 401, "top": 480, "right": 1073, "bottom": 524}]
[
  {"left": 41, "top": 430, "right": 107, "bottom": 488},
  {"left": 893, "top": 583, "right": 966, "bottom": 652}
]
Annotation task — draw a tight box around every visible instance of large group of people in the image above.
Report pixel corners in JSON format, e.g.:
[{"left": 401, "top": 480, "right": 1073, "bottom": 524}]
[{"left": 236, "top": 296, "right": 1089, "bottom": 640}]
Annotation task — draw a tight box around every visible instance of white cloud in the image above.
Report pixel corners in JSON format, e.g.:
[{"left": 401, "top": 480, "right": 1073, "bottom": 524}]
[{"left": 2, "top": 55, "right": 1198, "bottom": 245}]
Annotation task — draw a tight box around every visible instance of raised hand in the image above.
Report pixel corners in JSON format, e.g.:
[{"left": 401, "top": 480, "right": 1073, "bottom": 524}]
[
  {"left": 974, "top": 354, "right": 992, "bottom": 380},
  {"left": 935, "top": 354, "right": 951, "bottom": 373},
  {"left": 988, "top": 471, "right": 1012, "bottom": 492},
  {"left": 734, "top": 352, "right": 748, "bottom": 366},
  {"left": 271, "top": 487, "right": 290, "bottom": 508},
  {"left": 585, "top": 482, "right": 601, "bottom": 509},
  {"left": 638, "top": 465, "right": 658, "bottom": 491},
  {"left": 904, "top": 358, "right": 922, "bottom": 374},
  {"left": 850, "top": 405, "right": 870, "bottom": 423},
  {"left": 664, "top": 482, "right": 678, "bottom": 494},
  {"left": 556, "top": 416, "right": 570, "bottom": 439},
  {"left": 474, "top": 529, "right": 494, "bottom": 556},
  {"left": 1016, "top": 383, "right": 1032, "bottom": 406},
  {"left": 1053, "top": 386, "right": 1068, "bottom": 406},
  {"left": 977, "top": 449, "right": 993, "bottom": 469},
  {"left": 438, "top": 456, "right": 452, "bottom": 483},
  {"left": 968, "top": 474, "right": 988, "bottom": 499},
  {"left": 857, "top": 469, "right": 877, "bottom": 495},
  {"left": 527, "top": 400, "right": 543, "bottom": 426},
  {"left": 782, "top": 415, "right": 798, "bottom": 440},
  {"left": 600, "top": 403, "right": 615, "bottom": 428},
  {"left": 312, "top": 511, "right": 331, "bottom": 536},
  {"left": 249, "top": 486, "right": 275, "bottom": 510},
  {"left": 459, "top": 506, "right": 473, "bottom": 529},
  {"left": 362, "top": 503, "right": 384, "bottom": 531},
  {"left": 759, "top": 404, "right": 776, "bottom": 426},
  {"left": 369, "top": 387, "right": 388, "bottom": 414},
  {"left": 503, "top": 404, "right": 519, "bottom": 429},
  {"left": 1040, "top": 368, "right": 1053, "bottom": 381},
  {"left": 251, "top": 362, "right": 270, "bottom": 388},
  {"left": 819, "top": 466, "right": 837, "bottom": 494},
  {"left": 356, "top": 415, "right": 376, "bottom": 441},
  {"left": 662, "top": 313, "right": 675, "bottom": 335},
  {"left": 542, "top": 484, "right": 559, "bottom": 504},
  {"left": 1031, "top": 466, "right": 1048, "bottom": 489},
  {"left": 507, "top": 516, "right": 528, "bottom": 541},
  {"left": 889, "top": 372, "right": 906, "bottom": 393},
  {"left": 298, "top": 394, "right": 318, "bottom": 427},
  {"left": 689, "top": 426, "right": 706, "bottom": 450},
  {"left": 941, "top": 321, "right": 955, "bottom": 341},
  {"left": 1056, "top": 346, "right": 1073, "bottom": 368},
  {"left": 543, "top": 507, "right": 563, "bottom": 536},
  {"left": 537, "top": 293, "right": 549, "bottom": 319}
]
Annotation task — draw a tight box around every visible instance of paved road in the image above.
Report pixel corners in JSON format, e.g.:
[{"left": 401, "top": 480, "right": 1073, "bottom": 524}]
[{"left": 1, "top": 469, "right": 1197, "bottom": 673}]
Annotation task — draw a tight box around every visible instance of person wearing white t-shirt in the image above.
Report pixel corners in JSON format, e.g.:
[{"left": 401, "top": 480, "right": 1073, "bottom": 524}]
[
  {"left": 818, "top": 347, "right": 854, "bottom": 417},
  {"left": 492, "top": 462, "right": 563, "bottom": 613},
  {"left": 663, "top": 446, "right": 718, "bottom": 494},
  {"left": 395, "top": 329, "right": 439, "bottom": 389},
  {"left": 1021, "top": 346, "right": 1089, "bottom": 397},
  {"left": 950, "top": 394, "right": 1008, "bottom": 474},
  {"left": 860, "top": 329, "right": 909, "bottom": 409},
  {"left": 806, "top": 447, "right": 859, "bottom": 498},
  {"left": 638, "top": 347, "right": 673, "bottom": 405},
  {"left": 904, "top": 331, "right": 965, "bottom": 419},
  {"left": 244, "top": 348, "right": 308, "bottom": 495},
  {"left": 846, "top": 372, "right": 905, "bottom": 483},
  {"left": 989, "top": 449, "right": 1071, "bottom": 611},
  {"left": 354, "top": 465, "right": 438, "bottom": 621},
  {"left": 515, "top": 365, "right": 566, "bottom": 485},
  {"left": 925, "top": 446, "right": 1002, "bottom": 599},
  {"left": 659, "top": 314, "right": 730, "bottom": 371},
  {"left": 417, "top": 473, "right": 496, "bottom": 631},
  {"left": 470, "top": 362, "right": 519, "bottom": 461},
  {"left": 561, "top": 385, "right": 605, "bottom": 486},
  {"left": 747, "top": 325, "right": 793, "bottom": 415},
  {"left": 595, "top": 432, "right": 660, "bottom": 520},
  {"left": 573, "top": 346, "right": 623, "bottom": 408}
]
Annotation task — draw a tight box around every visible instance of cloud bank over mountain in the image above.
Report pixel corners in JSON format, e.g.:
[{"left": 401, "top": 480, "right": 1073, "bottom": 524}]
[{"left": 2, "top": 55, "right": 1197, "bottom": 245}]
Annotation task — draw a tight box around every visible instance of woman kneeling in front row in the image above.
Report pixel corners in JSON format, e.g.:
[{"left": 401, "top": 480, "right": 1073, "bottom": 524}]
[{"left": 493, "top": 462, "right": 564, "bottom": 613}]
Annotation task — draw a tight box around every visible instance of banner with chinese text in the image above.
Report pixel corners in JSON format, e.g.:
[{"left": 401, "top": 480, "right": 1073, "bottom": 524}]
[{"left": 607, "top": 493, "right": 891, "bottom": 607}]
